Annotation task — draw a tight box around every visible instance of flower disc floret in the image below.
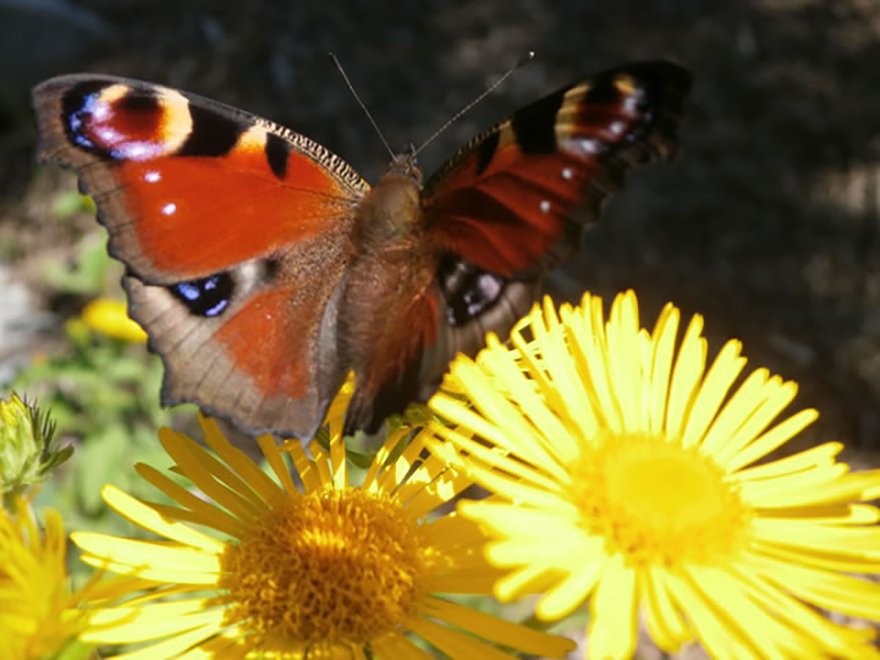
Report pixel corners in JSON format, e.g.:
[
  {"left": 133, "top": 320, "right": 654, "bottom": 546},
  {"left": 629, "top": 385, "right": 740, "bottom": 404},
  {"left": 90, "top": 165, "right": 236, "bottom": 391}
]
[{"left": 221, "top": 489, "right": 425, "bottom": 645}]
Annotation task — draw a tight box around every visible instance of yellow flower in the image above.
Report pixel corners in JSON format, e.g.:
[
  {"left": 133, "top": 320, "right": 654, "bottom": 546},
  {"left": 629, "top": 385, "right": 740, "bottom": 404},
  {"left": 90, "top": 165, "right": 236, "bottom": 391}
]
[
  {"left": 429, "top": 291, "right": 880, "bottom": 659},
  {"left": 72, "top": 392, "right": 575, "bottom": 658},
  {"left": 0, "top": 497, "right": 88, "bottom": 659},
  {"left": 81, "top": 298, "right": 147, "bottom": 342}
]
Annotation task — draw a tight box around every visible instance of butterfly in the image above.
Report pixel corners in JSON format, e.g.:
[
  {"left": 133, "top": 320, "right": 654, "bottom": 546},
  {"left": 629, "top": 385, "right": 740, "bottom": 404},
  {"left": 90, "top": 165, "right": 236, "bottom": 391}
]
[{"left": 32, "top": 61, "right": 692, "bottom": 442}]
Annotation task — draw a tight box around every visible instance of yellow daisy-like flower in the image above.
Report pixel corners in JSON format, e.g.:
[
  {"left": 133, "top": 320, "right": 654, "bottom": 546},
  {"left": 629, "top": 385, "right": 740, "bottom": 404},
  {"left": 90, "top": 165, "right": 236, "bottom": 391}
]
[
  {"left": 0, "top": 496, "right": 88, "bottom": 659},
  {"left": 72, "top": 397, "right": 575, "bottom": 658},
  {"left": 81, "top": 298, "right": 147, "bottom": 342},
  {"left": 429, "top": 291, "right": 880, "bottom": 659}
]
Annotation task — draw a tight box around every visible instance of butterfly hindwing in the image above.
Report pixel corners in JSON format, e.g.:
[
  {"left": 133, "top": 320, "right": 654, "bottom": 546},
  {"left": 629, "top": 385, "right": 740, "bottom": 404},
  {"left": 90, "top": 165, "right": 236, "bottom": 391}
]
[
  {"left": 33, "top": 74, "right": 367, "bottom": 439},
  {"left": 123, "top": 253, "right": 347, "bottom": 439},
  {"left": 423, "top": 61, "right": 693, "bottom": 278}
]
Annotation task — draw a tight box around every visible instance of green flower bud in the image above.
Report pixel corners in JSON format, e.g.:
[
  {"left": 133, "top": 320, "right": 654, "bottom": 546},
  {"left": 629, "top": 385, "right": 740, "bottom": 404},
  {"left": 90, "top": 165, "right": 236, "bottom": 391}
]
[{"left": 0, "top": 394, "right": 71, "bottom": 495}]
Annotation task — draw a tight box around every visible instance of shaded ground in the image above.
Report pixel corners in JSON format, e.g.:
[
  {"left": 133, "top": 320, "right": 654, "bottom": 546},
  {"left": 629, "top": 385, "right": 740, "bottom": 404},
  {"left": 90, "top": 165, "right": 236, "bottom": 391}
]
[{"left": 2, "top": 0, "right": 880, "bottom": 467}]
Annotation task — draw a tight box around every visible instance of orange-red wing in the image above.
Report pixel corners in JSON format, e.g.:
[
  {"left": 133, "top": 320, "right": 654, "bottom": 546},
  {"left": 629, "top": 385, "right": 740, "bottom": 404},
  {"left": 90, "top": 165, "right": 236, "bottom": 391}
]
[
  {"left": 423, "top": 61, "right": 693, "bottom": 278},
  {"left": 341, "top": 282, "right": 441, "bottom": 436},
  {"left": 33, "top": 74, "right": 369, "bottom": 282},
  {"left": 32, "top": 74, "right": 367, "bottom": 439},
  {"left": 111, "top": 152, "right": 354, "bottom": 278},
  {"left": 125, "top": 261, "right": 347, "bottom": 441}
]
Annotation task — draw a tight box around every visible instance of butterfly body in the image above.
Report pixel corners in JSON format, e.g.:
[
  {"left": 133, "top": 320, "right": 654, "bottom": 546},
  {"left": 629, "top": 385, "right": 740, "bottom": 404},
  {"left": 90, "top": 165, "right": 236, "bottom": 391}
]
[
  {"left": 341, "top": 160, "right": 442, "bottom": 433},
  {"left": 33, "top": 62, "right": 693, "bottom": 442}
]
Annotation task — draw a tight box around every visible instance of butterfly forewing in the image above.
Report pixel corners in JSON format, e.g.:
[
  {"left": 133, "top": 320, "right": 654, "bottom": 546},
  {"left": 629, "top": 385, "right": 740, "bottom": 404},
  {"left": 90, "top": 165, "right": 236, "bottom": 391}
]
[
  {"left": 423, "top": 61, "right": 693, "bottom": 278},
  {"left": 33, "top": 74, "right": 369, "bottom": 282},
  {"left": 33, "top": 74, "right": 368, "bottom": 439}
]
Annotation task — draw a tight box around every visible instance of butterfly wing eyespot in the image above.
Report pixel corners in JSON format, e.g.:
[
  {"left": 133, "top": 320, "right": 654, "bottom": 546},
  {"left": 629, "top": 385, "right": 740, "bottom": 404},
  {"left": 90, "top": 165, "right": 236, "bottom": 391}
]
[
  {"left": 422, "top": 60, "right": 693, "bottom": 279},
  {"left": 33, "top": 74, "right": 368, "bottom": 440}
]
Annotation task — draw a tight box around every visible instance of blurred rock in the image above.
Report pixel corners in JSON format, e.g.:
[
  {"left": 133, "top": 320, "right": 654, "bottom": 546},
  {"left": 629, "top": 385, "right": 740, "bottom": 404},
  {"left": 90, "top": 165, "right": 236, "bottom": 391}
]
[{"left": 0, "top": 265, "right": 51, "bottom": 386}]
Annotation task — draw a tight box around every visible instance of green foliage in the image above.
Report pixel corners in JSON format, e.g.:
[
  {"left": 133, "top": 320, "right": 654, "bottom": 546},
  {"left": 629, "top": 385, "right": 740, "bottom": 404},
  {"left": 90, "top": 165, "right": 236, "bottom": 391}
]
[
  {"left": 11, "top": 324, "right": 193, "bottom": 534},
  {"left": 6, "top": 222, "right": 195, "bottom": 579},
  {"left": 52, "top": 189, "right": 94, "bottom": 220},
  {"left": 42, "top": 233, "right": 117, "bottom": 297}
]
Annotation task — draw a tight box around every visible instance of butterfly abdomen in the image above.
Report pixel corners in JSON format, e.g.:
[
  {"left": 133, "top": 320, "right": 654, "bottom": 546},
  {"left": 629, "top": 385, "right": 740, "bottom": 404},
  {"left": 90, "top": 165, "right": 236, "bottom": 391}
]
[{"left": 341, "top": 166, "right": 441, "bottom": 434}]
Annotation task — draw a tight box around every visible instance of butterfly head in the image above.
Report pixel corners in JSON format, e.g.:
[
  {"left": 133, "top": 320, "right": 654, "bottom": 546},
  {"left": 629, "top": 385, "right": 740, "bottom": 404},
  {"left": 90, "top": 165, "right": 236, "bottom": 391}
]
[{"left": 386, "top": 147, "right": 423, "bottom": 187}]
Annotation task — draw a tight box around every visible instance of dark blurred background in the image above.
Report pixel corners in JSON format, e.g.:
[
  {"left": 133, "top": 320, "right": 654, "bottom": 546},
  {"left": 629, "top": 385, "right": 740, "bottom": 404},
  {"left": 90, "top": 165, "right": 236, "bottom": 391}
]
[{"left": 2, "top": 0, "right": 879, "bottom": 461}]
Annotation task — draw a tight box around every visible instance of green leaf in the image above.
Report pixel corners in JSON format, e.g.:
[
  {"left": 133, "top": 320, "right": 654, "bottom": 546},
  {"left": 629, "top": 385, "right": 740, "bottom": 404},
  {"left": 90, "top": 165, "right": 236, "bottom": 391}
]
[
  {"left": 345, "top": 448, "right": 377, "bottom": 471},
  {"left": 53, "top": 639, "right": 98, "bottom": 660},
  {"left": 75, "top": 425, "right": 128, "bottom": 513},
  {"left": 52, "top": 190, "right": 92, "bottom": 219},
  {"left": 41, "top": 235, "right": 110, "bottom": 295}
]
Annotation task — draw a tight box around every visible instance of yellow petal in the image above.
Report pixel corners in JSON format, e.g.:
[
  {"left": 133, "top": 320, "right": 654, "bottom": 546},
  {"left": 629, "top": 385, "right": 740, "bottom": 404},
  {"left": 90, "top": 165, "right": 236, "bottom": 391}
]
[
  {"left": 419, "top": 596, "right": 575, "bottom": 656},
  {"left": 100, "top": 485, "right": 224, "bottom": 552},
  {"left": 586, "top": 554, "right": 638, "bottom": 659}
]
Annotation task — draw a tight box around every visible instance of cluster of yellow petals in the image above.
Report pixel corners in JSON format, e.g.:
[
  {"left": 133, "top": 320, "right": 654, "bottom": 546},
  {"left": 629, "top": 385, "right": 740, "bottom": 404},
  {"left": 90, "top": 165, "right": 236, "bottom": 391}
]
[
  {"left": 22, "top": 287, "right": 880, "bottom": 660},
  {"left": 430, "top": 291, "right": 880, "bottom": 659},
  {"left": 0, "top": 498, "right": 84, "bottom": 660}
]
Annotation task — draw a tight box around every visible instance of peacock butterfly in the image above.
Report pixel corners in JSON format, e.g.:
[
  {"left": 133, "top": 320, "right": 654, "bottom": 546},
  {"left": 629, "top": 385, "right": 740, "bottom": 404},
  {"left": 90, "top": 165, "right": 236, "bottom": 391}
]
[{"left": 32, "top": 61, "right": 692, "bottom": 442}]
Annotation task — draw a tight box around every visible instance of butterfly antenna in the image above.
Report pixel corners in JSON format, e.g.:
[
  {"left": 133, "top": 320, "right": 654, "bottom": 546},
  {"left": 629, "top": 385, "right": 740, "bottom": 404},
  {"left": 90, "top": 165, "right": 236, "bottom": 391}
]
[
  {"left": 330, "top": 52, "right": 395, "bottom": 159},
  {"left": 413, "top": 50, "right": 536, "bottom": 158}
]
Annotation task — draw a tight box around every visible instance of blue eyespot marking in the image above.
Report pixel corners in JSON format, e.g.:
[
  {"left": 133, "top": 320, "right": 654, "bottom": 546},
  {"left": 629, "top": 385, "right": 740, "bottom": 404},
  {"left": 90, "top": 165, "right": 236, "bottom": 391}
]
[
  {"left": 439, "top": 255, "right": 507, "bottom": 326},
  {"left": 62, "top": 82, "right": 167, "bottom": 161},
  {"left": 205, "top": 300, "right": 229, "bottom": 317},
  {"left": 67, "top": 91, "right": 101, "bottom": 150},
  {"left": 176, "top": 281, "right": 200, "bottom": 301},
  {"left": 170, "top": 273, "right": 234, "bottom": 318}
]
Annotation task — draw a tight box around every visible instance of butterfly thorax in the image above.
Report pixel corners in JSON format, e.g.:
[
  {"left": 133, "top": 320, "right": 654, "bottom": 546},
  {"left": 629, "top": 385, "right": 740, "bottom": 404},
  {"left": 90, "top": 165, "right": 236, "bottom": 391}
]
[{"left": 353, "top": 164, "right": 426, "bottom": 257}]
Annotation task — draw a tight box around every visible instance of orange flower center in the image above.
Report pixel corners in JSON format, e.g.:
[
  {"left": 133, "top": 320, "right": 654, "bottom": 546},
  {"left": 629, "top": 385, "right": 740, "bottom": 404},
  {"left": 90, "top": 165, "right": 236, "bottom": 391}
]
[
  {"left": 570, "top": 432, "right": 752, "bottom": 567},
  {"left": 220, "top": 488, "right": 426, "bottom": 649}
]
